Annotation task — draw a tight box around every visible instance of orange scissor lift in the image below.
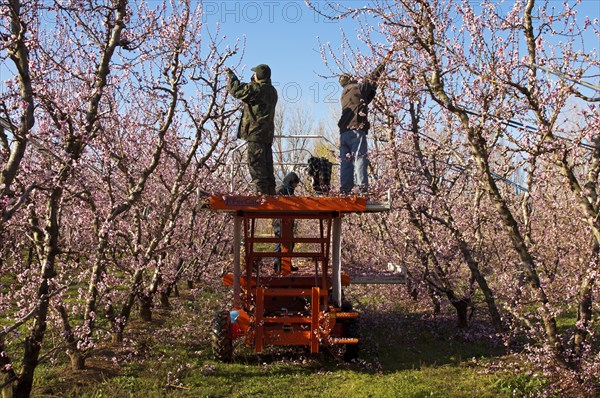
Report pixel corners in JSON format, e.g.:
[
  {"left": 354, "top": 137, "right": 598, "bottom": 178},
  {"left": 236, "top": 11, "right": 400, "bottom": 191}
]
[{"left": 208, "top": 195, "right": 387, "bottom": 362}]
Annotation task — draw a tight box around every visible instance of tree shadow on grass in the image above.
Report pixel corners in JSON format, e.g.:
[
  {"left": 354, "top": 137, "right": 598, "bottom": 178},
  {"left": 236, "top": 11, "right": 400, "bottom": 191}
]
[
  {"left": 34, "top": 353, "right": 121, "bottom": 397},
  {"left": 354, "top": 310, "right": 507, "bottom": 373},
  {"left": 214, "top": 310, "right": 507, "bottom": 375},
  {"left": 32, "top": 304, "right": 511, "bottom": 396}
]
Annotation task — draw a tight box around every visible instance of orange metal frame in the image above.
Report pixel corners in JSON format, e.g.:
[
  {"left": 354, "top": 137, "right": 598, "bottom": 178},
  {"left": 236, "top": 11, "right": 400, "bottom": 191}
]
[
  {"left": 243, "top": 209, "right": 333, "bottom": 353},
  {"left": 209, "top": 195, "right": 367, "bottom": 212},
  {"left": 210, "top": 195, "right": 362, "bottom": 353}
]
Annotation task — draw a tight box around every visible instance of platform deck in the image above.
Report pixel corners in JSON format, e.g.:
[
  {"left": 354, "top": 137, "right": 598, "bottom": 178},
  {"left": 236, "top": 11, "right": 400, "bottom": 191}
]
[{"left": 206, "top": 195, "right": 389, "bottom": 213}]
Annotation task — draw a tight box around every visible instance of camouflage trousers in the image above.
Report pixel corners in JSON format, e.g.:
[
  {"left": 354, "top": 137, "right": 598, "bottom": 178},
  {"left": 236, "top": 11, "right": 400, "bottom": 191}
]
[{"left": 247, "top": 141, "right": 276, "bottom": 195}]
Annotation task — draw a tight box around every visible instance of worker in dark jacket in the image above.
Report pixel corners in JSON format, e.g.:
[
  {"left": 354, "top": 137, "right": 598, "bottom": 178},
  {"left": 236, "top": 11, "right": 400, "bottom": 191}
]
[
  {"left": 273, "top": 172, "right": 300, "bottom": 273},
  {"left": 337, "top": 51, "right": 391, "bottom": 194},
  {"left": 276, "top": 171, "right": 300, "bottom": 196},
  {"left": 226, "top": 64, "right": 278, "bottom": 195}
]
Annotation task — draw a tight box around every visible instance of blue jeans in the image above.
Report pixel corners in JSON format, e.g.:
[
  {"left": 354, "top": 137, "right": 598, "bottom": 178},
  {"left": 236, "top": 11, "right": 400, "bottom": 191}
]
[{"left": 340, "top": 129, "right": 368, "bottom": 194}]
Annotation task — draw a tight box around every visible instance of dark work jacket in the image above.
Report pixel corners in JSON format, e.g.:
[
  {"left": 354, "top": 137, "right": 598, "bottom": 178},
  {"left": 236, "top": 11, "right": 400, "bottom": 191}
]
[
  {"left": 276, "top": 172, "right": 299, "bottom": 196},
  {"left": 338, "top": 63, "right": 385, "bottom": 134},
  {"left": 227, "top": 71, "right": 278, "bottom": 143},
  {"left": 273, "top": 172, "right": 299, "bottom": 232}
]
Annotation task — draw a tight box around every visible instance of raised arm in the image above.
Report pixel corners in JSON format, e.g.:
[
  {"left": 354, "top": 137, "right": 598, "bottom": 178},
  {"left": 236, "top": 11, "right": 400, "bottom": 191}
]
[
  {"left": 226, "top": 69, "right": 256, "bottom": 101},
  {"left": 360, "top": 49, "right": 394, "bottom": 102}
]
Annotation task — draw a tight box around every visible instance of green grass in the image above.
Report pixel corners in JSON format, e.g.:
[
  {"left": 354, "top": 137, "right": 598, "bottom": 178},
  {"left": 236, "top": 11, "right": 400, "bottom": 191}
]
[
  {"left": 27, "top": 287, "right": 552, "bottom": 398},
  {"left": 177, "top": 364, "right": 504, "bottom": 398},
  {"left": 556, "top": 310, "right": 579, "bottom": 330},
  {"left": 38, "top": 354, "right": 515, "bottom": 398}
]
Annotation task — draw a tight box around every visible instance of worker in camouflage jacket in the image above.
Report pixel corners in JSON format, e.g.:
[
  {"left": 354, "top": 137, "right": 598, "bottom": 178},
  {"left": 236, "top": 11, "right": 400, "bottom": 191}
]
[{"left": 226, "top": 64, "right": 278, "bottom": 195}]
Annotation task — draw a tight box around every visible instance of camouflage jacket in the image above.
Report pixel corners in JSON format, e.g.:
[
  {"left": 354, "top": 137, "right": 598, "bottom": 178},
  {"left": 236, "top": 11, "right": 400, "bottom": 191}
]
[{"left": 227, "top": 71, "right": 278, "bottom": 143}]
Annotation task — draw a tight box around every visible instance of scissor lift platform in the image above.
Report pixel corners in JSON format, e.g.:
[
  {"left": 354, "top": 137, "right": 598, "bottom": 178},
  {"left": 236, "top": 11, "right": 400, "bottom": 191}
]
[
  {"left": 206, "top": 195, "right": 390, "bottom": 362},
  {"left": 208, "top": 194, "right": 391, "bottom": 213}
]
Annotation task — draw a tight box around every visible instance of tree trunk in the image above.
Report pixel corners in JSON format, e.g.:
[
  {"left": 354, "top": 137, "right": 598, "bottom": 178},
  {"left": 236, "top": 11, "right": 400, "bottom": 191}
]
[
  {"left": 83, "top": 242, "right": 109, "bottom": 339},
  {"left": 139, "top": 296, "right": 152, "bottom": 322},
  {"left": 117, "top": 267, "right": 145, "bottom": 332},
  {"left": 432, "top": 299, "right": 441, "bottom": 315},
  {"left": 15, "top": 186, "right": 62, "bottom": 397},
  {"left": 428, "top": 286, "right": 441, "bottom": 315},
  {"left": 5, "top": 2, "right": 44, "bottom": 392},
  {"left": 449, "top": 226, "right": 505, "bottom": 333},
  {"left": 57, "top": 305, "right": 86, "bottom": 371},
  {"left": 0, "top": 340, "right": 16, "bottom": 398},
  {"left": 451, "top": 299, "right": 469, "bottom": 329},
  {"left": 2, "top": 383, "right": 14, "bottom": 398},
  {"left": 405, "top": 275, "right": 419, "bottom": 301},
  {"left": 574, "top": 273, "right": 594, "bottom": 360},
  {"left": 408, "top": 103, "right": 505, "bottom": 334},
  {"left": 0, "top": 0, "right": 35, "bottom": 207},
  {"left": 112, "top": 332, "right": 123, "bottom": 344},
  {"left": 15, "top": 337, "right": 41, "bottom": 398},
  {"left": 67, "top": 351, "right": 85, "bottom": 371},
  {"left": 159, "top": 289, "right": 170, "bottom": 308},
  {"left": 139, "top": 264, "right": 163, "bottom": 321}
]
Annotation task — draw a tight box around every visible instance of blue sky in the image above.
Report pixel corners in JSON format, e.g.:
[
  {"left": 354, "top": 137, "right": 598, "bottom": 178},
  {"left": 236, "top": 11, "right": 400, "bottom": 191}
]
[
  {"left": 201, "top": 1, "right": 360, "bottom": 123},
  {"left": 202, "top": 0, "right": 599, "bottom": 124},
  {"left": 0, "top": 0, "right": 597, "bottom": 126}
]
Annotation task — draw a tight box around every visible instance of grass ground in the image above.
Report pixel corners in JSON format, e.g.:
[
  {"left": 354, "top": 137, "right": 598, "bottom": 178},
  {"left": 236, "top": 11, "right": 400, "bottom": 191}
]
[{"left": 30, "top": 286, "right": 548, "bottom": 398}]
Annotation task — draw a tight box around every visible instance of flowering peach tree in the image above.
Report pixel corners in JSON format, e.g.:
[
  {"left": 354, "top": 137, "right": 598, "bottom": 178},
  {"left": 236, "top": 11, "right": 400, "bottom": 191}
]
[{"left": 310, "top": 0, "right": 598, "bottom": 392}]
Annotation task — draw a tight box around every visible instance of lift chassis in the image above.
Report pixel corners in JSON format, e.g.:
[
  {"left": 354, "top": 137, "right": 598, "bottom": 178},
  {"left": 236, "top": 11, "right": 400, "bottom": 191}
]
[{"left": 207, "top": 195, "right": 383, "bottom": 362}]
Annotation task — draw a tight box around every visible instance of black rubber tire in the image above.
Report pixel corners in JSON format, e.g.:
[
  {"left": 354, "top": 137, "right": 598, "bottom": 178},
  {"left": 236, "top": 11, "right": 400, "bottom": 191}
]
[
  {"left": 211, "top": 310, "right": 233, "bottom": 362},
  {"left": 343, "top": 317, "right": 360, "bottom": 362}
]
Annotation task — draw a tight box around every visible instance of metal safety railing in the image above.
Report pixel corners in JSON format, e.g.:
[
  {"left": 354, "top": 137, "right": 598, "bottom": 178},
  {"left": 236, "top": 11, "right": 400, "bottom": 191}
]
[{"left": 227, "top": 134, "right": 338, "bottom": 192}]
